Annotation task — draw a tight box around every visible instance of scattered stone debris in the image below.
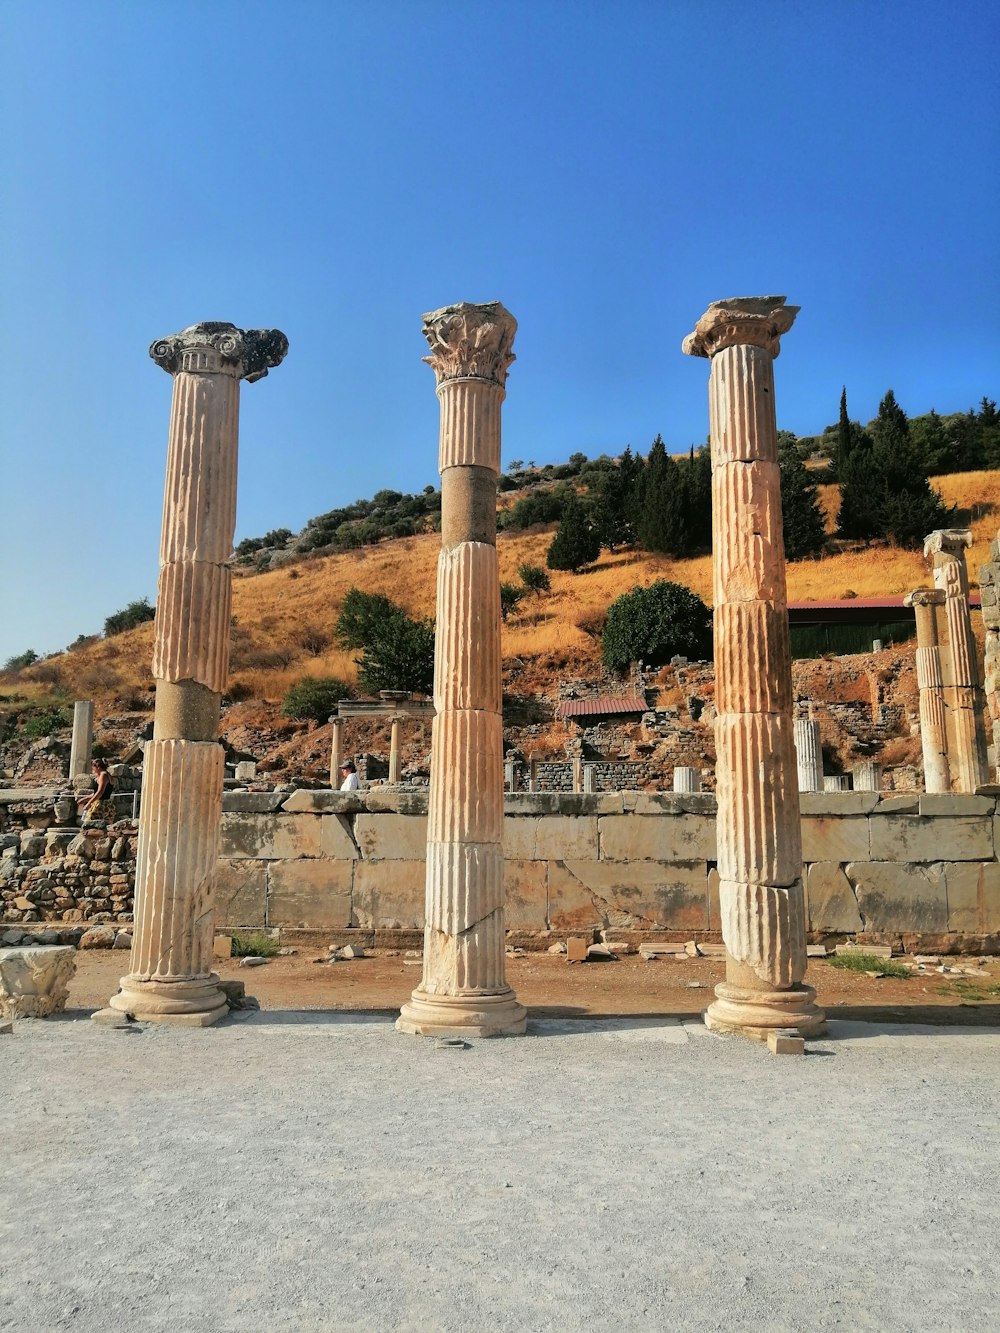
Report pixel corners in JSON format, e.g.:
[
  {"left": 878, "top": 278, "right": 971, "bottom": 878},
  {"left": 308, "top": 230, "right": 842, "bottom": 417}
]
[
  {"left": 435, "top": 1038, "right": 468, "bottom": 1051},
  {"left": 1, "top": 1021, "right": 13, "bottom": 1035},
  {"left": 684, "top": 940, "right": 702, "bottom": 957},
  {"left": 586, "top": 943, "right": 617, "bottom": 961},
  {"left": 807, "top": 943, "right": 832, "bottom": 958},
  {"left": 566, "top": 938, "right": 588, "bottom": 963},
  {"left": 839, "top": 943, "right": 894, "bottom": 959},
  {"left": 686, "top": 981, "right": 706, "bottom": 989},
  {"left": 547, "top": 942, "right": 567, "bottom": 955},
  {"left": 213, "top": 936, "right": 233, "bottom": 959},
  {"left": 238, "top": 956, "right": 268, "bottom": 968},
  {"left": 277, "top": 947, "right": 297, "bottom": 957},
  {"left": 638, "top": 944, "right": 675, "bottom": 961},
  {"left": 91, "top": 1007, "right": 136, "bottom": 1029}
]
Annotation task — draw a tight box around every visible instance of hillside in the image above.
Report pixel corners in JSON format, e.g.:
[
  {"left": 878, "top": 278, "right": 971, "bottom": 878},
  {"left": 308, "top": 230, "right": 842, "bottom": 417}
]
[{"left": 3, "top": 469, "right": 1000, "bottom": 785}]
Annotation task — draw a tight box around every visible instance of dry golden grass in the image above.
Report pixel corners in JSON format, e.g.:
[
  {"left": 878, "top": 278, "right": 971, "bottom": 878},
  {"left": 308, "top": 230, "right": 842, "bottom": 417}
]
[{"left": 8, "top": 469, "right": 1000, "bottom": 715}]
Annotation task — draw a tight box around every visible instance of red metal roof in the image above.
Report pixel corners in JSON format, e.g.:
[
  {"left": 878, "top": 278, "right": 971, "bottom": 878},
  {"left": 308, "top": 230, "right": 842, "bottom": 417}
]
[
  {"left": 787, "top": 595, "right": 980, "bottom": 611},
  {"left": 558, "top": 695, "right": 647, "bottom": 718}
]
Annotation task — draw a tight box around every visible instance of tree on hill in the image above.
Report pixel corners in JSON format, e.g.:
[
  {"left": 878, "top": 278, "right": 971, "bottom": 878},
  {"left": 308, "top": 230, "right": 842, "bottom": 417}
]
[
  {"left": 335, "top": 587, "right": 435, "bottom": 695},
  {"left": 546, "top": 495, "right": 600, "bottom": 572},
  {"left": 679, "top": 444, "right": 712, "bottom": 552},
  {"left": 633, "top": 435, "right": 689, "bottom": 556},
  {"left": 602, "top": 580, "right": 712, "bottom": 674},
  {"left": 778, "top": 437, "right": 826, "bottom": 560},
  {"left": 104, "top": 597, "right": 156, "bottom": 637},
  {"left": 335, "top": 589, "right": 400, "bottom": 650},
  {"left": 869, "top": 390, "right": 953, "bottom": 545},
  {"left": 2, "top": 649, "right": 38, "bottom": 672},
  {"left": 281, "top": 677, "right": 354, "bottom": 725}
]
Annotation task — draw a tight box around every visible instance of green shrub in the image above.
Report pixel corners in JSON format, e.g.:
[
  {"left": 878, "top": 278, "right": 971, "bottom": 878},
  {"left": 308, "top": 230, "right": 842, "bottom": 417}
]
[
  {"left": 602, "top": 580, "right": 712, "bottom": 673},
  {"left": 336, "top": 589, "right": 400, "bottom": 650},
  {"left": 230, "top": 931, "right": 281, "bottom": 958},
  {"left": 3, "top": 650, "right": 38, "bottom": 672},
  {"left": 104, "top": 598, "right": 155, "bottom": 637},
  {"left": 826, "top": 952, "right": 910, "bottom": 979},
  {"left": 281, "top": 677, "right": 354, "bottom": 724},
  {"left": 518, "top": 564, "right": 550, "bottom": 595},
  {"left": 546, "top": 496, "right": 600, "bottom": 572},
  {"left": 23, "top": 709, "right": 72, "bottom": 739},
  {"left": 500, "top": 583, "right": 525, "bottom": 620}
]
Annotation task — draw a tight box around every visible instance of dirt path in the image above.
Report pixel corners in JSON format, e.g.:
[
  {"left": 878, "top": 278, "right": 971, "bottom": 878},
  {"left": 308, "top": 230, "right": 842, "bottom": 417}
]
[{"left": 68, "top": 949, "right": 1000, "bottom": 1021}]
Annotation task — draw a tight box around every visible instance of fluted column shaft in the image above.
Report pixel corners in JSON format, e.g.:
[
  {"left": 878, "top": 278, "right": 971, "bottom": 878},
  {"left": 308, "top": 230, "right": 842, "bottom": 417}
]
[
  {"left": 794, "top": 718, "right": 823, "bottom": 793},
  {"left": 398, "top": 302, "right": 525, "bottom": 1037},
  {"left": 978, "top": 537, "right": 1000, "bottom": 781},
  {"left": 107, "top": 323, "right": 287, "bottom": 1025},
  {"left": 925, "top": 532, "right": 989, "bottom": 792},
  {"left": 683, "top": 297, "right": 823, "bottom": 1040},
  {"left": 906, "top": 590, "right": 950, "bottom": 793}
]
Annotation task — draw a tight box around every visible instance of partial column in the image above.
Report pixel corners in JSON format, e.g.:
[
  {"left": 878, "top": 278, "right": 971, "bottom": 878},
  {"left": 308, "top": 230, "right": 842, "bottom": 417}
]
[
  {"left": 793, "top": 718, "right": 823, "bottom": 793},
  {"left": 683, "top": 296, "right": 824, "bottom": 1040},
  {"left": 978, "top": 536, "right": 1000, "bottom": 781},
  {"left": 925, "top": 529, "right": 989, "bottom": 792},
  {"left": 398, "top": 302, "right": 526, "bottom": 1038},
  {"left": 389, "top": 718, "right": 402, "bottom": 784},
  {"left": 329, "top": 717, "right": 344, "bottom": 788},
  {"left": 69, "top": 701, "right": 94, "bottom": 780},
  {"left": 106, "top": 323, "right": 287, "bottom": 1025},
  {"left": 904, "top": 588, "right": 950, "bottom": 793},
  {"left": 673, "top": 767, "right": 701, "bottom": 793},
  {"left": 852, "top": 761, "right": 882, "bottom": 792}
]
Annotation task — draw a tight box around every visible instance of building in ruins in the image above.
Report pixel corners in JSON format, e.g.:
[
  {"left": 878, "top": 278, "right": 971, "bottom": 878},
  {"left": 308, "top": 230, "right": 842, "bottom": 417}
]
[
  {"left": 683, "top": 296, "right": 825, "bottom": 1040},
  {"left": 397, "top": 301, "right": 526, "bottom": 1038},
  {"left": 103, "top": 322, "right": 287, "bottom": 1026}
]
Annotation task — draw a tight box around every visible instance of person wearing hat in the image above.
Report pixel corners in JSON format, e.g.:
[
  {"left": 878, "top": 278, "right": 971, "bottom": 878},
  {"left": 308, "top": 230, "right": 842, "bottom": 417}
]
[{"left": 339, "top": 760, "right": 359, "bottom": 791}]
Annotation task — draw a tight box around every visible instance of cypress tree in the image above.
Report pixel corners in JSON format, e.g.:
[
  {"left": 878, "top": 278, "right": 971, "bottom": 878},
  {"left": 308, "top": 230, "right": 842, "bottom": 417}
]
[
  {"left": 546, "top": 494, "right": 601, "bottom": 572},
  {"left": 778, "top": 438, "right": 826, "bottom": 560},
  {"left": 634, "top": 435, "right": 689, "bottom": 556}
]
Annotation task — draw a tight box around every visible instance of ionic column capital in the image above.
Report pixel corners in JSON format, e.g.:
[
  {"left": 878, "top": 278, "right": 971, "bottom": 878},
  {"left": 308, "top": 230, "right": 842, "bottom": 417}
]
[
  {"left": 904, "top": 588, "right": 946, "bottom": 608},
  {"left": 923, "top": 528, "right": 972, "bottom": 562},
  {"left": 421, "top": 301, "right": 517, "bottom": 389},
  {"left": 150, "top": 322, "right": 289, "bottom": 383},
  {"left": 682, "top": 296, "right": 798, "bottom": 360}
]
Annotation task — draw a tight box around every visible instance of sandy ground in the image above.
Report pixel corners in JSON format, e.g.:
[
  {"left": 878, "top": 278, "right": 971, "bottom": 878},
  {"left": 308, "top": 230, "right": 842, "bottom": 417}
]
[
  {"left": 1, "top": 1009, "right": 998, "bottom": 1332},
  {"left": 65, "top": 949, "right": 1000, "bottom": 1024}
]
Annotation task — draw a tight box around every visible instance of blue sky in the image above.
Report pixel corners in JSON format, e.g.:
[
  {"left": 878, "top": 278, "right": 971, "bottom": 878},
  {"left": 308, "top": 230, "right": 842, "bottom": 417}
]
[{"left": 2, "top": 0, "right": 998, "bottom": 661}]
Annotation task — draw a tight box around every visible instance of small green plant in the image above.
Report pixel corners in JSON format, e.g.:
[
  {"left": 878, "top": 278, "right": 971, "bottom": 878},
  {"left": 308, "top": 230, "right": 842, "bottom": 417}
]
[
  {"left": 281, "top": 677, "right": 354, "bottom": 725},
  {"left": 826, "top": 952, "right": 910, "bottom": 978},
  {"left": 946, "top": 978, "right": 1000, "bottom": 1003},
  {"left": 104, "top": 597, "right": 156, "bottom": 637},
  {"left": 518, "top": 564, "right": 551, "bottom": 596},
  {"left": 22, "top": 709, "right": 72, "bottom": 739},
  {"left": 230, "top": 931, "right": 281, "bottom": 958},
  {"left": 500, "top": 582, "right": 525, "bottom": 620}
]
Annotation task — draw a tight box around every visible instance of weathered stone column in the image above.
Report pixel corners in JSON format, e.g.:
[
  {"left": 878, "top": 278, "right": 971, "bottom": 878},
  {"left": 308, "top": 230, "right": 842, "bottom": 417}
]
[
  {"left": 672, "top": 766, "right": 701, "bottom": 793},
  {"left": 398, "top": 302, "right": 525, "bottom": 1038},
  {"left": 69, "top": 701, "right": 94, "bottom": 779},
  {"left": 824, "top": 775, "right": 850, "bottom": 792},
  {"left": 904, "top": 588, "right": 950, "bottom": 793},
  {"left": 683, "top": 297, "right": 824, "bottom": 1040},
  {"left": 925, "top": 529, "right": 989, "bottom": 792},
  {"left": 978, "top": 536, "right": 1000, "bottom": 780},
  {"left": 106, "top": 323, "right": 287, "bottom": 1026},
  {"left": 852, "top": 761, "right": 882, "bottom": 792},
  {"left": 389, "top": 718, "right": 402, "bottom": 784},
  {"left": 793, "top": 718, "right": 823, "bottom": 792},
  {"left": 329, "top": 717, "right": 344, "bottom": 787}
]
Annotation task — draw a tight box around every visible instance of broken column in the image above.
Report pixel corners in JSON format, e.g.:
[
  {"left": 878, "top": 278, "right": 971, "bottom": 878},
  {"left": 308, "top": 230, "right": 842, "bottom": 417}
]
[
  {"left": 925, "top": 529, "right": 989, "bottom": 792},
  {"left": 69, "top": 701, "right": 94, "bottom": 779},
  {"left": 389, "top": 717, "right": 402, "bottom": 784},
  {"left": 672, "top": 767, "right": 701, "bottom": 793},
  {"left": 852, "top": 760, "right": 882, "bottom": 792},
  {"left": 397, "top": 302, "right": 525, "bottom": 1038},
  {"left": 978, "top": 536, "right": 1000, "bottom": 780},
  {"left": 329, "top": 716, "right": 344, "bottom": 787},
  {"left": 106, "top": 323, "right": 287, "bottom": 1026},
  {"left": 793, "top": 717, "right": 823, "bottom": 792},
  {"left": 683, "top": 297, "right": 824, "bottom": 1040},
  {"left": 904, "top": 588, "right": 950, "bottom": 793}
]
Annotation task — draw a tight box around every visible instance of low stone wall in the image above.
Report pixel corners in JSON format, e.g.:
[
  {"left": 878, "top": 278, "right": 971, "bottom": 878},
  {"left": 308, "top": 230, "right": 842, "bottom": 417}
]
[
  {"left": 1, "top": 826, "right": 138, "bottom": 926},
  {"left": 216, "top": 789, "right": 1000, "bottom": 952}
]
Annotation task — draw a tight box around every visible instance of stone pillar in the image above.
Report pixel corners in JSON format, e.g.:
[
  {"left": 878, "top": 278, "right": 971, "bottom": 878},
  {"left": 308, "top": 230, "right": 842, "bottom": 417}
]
[
  {"left": 528, "top": 756, "right": 538, "bottom": 793},
  {"left": 978, "top": 536, "right": 1000, "bottom": 780},
  {"left": 925, "top": 530, "right": 989, "bottom": 791},
  {"left": 106, "top": 323, "right": 287, "bottom": 1026},
  {"left": 69, "top": 701, "right": 94, "bottom": 779},
  {"left": 583, "top": 764, "right": 596, "bottom": 794},
  {"left": 329, "top": 718, "right": 344, "bottom": 788},
  {"left": 904, "top": 589, "right": 950, "bottom": 793},
  {"left": 571, "top": 754, "right": 583, "bottom": 793},
  {"left": 388, "top": 718, "right": 402, "bottom": 784},
  {"left": 793, "top": 718, "right": 823, "bottom": 793},
  {"left": 852, "top": 761, "right": 882, "bottom": 792},
  {"left": 504, "top": 759, "right": 517, "bottom": 792},
  {"left": 398, "top": 302, "right": 525, "bottom": 1038},
  {"left": 824, "top": 775, "right": 851, "bottom": 792},
  {"left": 672, "top": 766, "right": 701, "bottom": 793},
  {"left": 683, "top": 296, "right": 824, "bottom": 1040}
]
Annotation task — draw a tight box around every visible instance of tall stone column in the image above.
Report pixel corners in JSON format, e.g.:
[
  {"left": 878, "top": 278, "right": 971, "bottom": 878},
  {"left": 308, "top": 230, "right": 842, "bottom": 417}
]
[
  {"left": 793, "top": 718, "right": 823, "bottom": 792},
  {"left": 106, "top": 323, "right": 287, "bottom": 1026},
  {"left": 329, "top": 717, "right": 344, "bottom": 788},
  {"left": 388, "top": 718, "right": 402, "bottom": 784},
  {"left": 925, "top": 529, "right": 989, "bottom": 792},
  {"left": 978, "top": 536, "right": 1000, "bottom": 780},
  {"left": 398, "top": 302, "right": 526, "bottom": 1038},
  {"left": 69, "top": 701, "right": 94, "bottom": 779},
  {"left": 683, "top": 297, "right": 824, "bottom": 1040},
  {"left": 904, "top": 588, "right": 950, "bottom": 793}
]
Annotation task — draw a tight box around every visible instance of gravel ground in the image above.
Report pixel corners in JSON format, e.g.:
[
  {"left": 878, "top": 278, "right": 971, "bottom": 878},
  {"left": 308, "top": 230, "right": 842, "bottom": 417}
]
[{"left": 1, "top": 1012, "right": 997, "bottom": 1333}]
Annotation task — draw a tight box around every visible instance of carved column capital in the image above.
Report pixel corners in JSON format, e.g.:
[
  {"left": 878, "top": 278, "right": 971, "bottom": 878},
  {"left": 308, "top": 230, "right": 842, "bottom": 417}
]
[
  {"left": 904, "top": 588, "right": 947, "bottom": 608},
  {"left": 682, "top": 296, "right": 798, "bottom": 360},
  {"left": 421, "top": 301, "right": 517, "bottom": 388},
  {"left": 923, "top": 528, "right": 973, "bottom": 561},
  {"left": 150, "top": 322, "right": 289, "bottom": 383}
]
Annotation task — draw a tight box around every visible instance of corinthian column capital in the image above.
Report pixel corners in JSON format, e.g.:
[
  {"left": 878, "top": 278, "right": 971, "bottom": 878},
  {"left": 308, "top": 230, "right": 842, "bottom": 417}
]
[
  {"left": 150, "top": 322, "right": 289, "bottom": 383},
  {"left": 421, "top": 302, "right": 517, "bottom": 388},
  {"left": 923, "top": 528, "right": 973, "bottom": 561},
  {"left": 682, "top": 296, "right": 799, "bottom": 360}
]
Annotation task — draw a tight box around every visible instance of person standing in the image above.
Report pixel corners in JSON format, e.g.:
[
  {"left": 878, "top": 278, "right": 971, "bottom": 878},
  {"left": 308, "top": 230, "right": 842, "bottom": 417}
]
[
  {"left": 339, "top": 760, "right": 360, "bottom": 791},
  {"left": 78, "top": 758, "right": 116, "bottom": 826}
]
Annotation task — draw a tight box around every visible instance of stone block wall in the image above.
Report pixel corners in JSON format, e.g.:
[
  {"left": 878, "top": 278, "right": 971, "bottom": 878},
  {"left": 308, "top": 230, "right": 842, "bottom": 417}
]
[
  {"left": 214, "top": 789, "right": 1000, "bottom": 951},
  {"left": 1, "top": 826, "right": 138, "bottom": 926}
]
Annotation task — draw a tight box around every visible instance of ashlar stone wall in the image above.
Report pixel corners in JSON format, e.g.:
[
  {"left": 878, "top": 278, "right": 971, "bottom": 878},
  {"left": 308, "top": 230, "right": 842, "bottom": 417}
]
[{"left": 215, "top": 789, "right": 1000, "bottom": 951}]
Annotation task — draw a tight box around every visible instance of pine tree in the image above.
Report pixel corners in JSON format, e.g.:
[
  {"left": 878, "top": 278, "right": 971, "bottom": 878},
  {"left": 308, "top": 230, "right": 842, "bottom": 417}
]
[
  {"left": 779, "top": 438, "right": 826, "bottom": 560},
  {"left": 836, "top": 389, "right": 880, "bottom": 539},
  {"left": 869, "top": 389, "right": 952, "bottom": 546},
  {"left": 634, "top": 435, "right": 689, "bottom": 556},
  {"left": 546, "top": 495, "right": 601, "bottom": 572}
]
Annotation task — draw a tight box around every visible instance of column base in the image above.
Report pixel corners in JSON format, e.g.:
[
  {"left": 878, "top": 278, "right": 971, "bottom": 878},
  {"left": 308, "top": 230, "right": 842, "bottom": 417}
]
[
  {"left": 397, "top": 988, "right": 527, "bottom": 1038},
  {"left": 704, "top": 981, "right": 826, "bottom": 1041},
  {"left": 104, "top": 974, "right": 229, "bottom": 1028}
]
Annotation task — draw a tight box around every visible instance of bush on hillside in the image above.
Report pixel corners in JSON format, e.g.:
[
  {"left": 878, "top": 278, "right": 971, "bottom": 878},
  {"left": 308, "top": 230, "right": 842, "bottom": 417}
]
[
  {"left": 357, "top": 612, "right": 435, "bottom": 695},
  {"left": 546, "top": 496, "right": 600, "bottom": 572},
  {"left": 500, "top": 583, "right": 525, "bottom": 620},
  {"left": 336, "top": 589, "right": 401, "bottom": 650},
  {"left": 518, "top": 564, "right": 551, "bottom": 595},
  {"left": 602, "top": 581, "right": 712, "bottom": 674},
  {"left": 3, "top": 649, "right": 38, "bottom": 672},
  {"left": 281, "top": 677, "right": 354, "bottom": 725},
  {"left": 104, "top": 598, "right": 156, "bottom": 637}
]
